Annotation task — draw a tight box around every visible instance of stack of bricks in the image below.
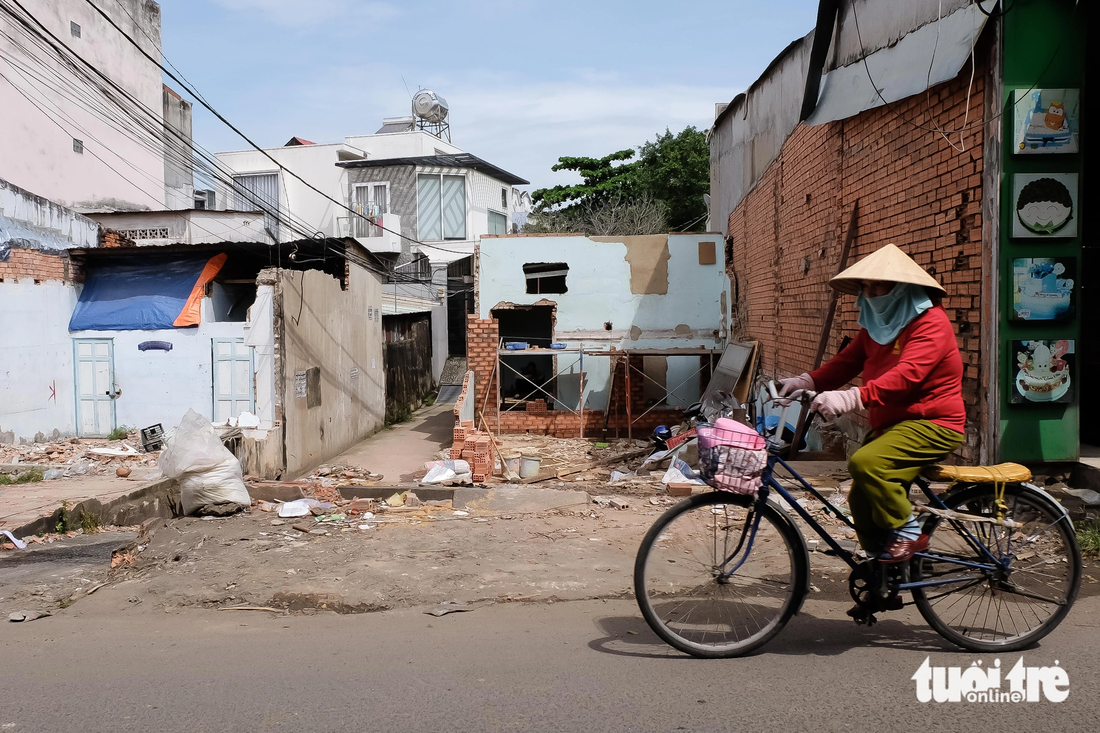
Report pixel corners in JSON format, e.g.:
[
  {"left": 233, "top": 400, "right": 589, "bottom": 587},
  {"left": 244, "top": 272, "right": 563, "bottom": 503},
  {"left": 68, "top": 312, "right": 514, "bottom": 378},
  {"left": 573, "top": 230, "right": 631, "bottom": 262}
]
[
  {"left": 724, "top": 55, "right": 988, "bottom": 463},
  {"left": 449, "top": 422, "right": 496, "bottom": 482},
  {"left": 525, "top": 399, "right": 547, "bottom": 415}
]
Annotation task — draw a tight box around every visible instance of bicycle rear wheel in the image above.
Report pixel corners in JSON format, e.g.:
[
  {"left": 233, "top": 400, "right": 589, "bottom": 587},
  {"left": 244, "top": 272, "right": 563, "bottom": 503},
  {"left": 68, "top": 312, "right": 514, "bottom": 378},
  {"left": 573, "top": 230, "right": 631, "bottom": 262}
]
[
  {"left": 634, "top": 492, "right": 808, "bottom": 658},
  {"left": 913, "top": 483, "right": 1081, "bottom": 652}
]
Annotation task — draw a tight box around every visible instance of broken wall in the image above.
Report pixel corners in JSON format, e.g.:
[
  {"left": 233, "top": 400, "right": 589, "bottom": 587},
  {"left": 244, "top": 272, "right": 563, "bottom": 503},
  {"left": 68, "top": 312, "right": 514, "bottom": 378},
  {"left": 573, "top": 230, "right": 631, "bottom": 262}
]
[
  {"left": 476, "top": 233, "right": 729, "bottom": 413},
  {"left": 279, "top": 260, "right": 384, "bottom": 477}
]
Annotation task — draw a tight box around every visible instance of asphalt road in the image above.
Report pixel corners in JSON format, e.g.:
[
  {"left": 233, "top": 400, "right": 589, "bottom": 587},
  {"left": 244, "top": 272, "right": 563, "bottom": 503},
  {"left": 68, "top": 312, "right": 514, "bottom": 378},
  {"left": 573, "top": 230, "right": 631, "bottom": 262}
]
[{"left": 3, "top": 593, "right": 1099, "bottom": 732}]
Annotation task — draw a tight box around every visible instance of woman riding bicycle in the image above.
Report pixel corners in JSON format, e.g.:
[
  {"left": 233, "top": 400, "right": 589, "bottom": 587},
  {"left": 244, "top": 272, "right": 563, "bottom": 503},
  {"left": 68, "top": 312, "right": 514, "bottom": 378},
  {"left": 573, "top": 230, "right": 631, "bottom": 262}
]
[{"left": 778, "top": 243, "right": 965, "bottom": 564}]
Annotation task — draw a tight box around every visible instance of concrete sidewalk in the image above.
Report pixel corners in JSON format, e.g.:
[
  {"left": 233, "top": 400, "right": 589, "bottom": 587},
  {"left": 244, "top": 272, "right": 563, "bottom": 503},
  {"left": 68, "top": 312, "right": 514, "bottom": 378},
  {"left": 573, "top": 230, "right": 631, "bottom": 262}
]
[
  {"left": 0, "top": 470, "right": 162, "bottom": 534},
  {"left": 336, "top": 401, "right": 455, "bottom": 484}
]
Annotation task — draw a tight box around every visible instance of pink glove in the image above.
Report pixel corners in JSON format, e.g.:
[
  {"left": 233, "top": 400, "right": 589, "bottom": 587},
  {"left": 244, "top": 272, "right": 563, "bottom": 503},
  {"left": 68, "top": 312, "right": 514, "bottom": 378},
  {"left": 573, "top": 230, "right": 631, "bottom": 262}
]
[
  {"left": 810, "top": 387, "right": 863, "bottom": 421},
  {"left": 777, "top": 372, "right": 815, "bottom": 397}
]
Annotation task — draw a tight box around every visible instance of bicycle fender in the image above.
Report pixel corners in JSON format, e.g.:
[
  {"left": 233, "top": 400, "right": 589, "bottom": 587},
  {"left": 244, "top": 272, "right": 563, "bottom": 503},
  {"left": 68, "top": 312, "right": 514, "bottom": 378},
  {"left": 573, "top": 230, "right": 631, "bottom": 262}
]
[
  {"left": 1020, "top": 482, "right": 1074, "bottom": 526},
  {"left": 764, "top": 497, "right": 812, "bottom": 615}
]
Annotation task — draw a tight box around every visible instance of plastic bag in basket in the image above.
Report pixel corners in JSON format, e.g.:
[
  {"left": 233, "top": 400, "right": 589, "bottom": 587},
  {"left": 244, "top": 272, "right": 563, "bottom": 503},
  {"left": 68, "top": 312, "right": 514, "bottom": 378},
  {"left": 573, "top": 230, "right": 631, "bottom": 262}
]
[{"left": 698, "top": 419, "right": 768, "bottom": 495}]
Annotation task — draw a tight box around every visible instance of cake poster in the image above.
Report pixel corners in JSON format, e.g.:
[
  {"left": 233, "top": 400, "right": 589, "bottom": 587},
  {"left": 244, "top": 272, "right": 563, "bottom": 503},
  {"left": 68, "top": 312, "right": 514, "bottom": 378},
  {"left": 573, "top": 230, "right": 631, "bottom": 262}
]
[
  {"left": 1011, "top": 257, "right": 1075, "bottom": 321},
  {"left": 1011, "top": 340, "right": 1074, "bottom": 405},
  {"left": 1012, "top": 173, "right": 1077, "bottom": 238},
  {"left": 1013, "top": 88, "right": 1080, "bottom": 154}
]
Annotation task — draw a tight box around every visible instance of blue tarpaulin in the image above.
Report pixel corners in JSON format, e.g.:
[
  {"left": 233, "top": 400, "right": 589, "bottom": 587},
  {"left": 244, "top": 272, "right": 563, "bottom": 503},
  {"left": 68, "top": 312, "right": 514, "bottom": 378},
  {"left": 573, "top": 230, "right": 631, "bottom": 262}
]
[{"left": 69, "top": 254, "right": 215, "bottom": 331}]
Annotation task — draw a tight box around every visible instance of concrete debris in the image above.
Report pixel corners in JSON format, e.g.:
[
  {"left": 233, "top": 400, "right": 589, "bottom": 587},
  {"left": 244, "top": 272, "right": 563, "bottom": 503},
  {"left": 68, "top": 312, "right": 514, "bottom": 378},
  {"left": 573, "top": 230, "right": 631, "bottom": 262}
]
[
  {"left": 0, "top": 432, "right": 159, "bottom": 477},
  {"left": 8, "top": 610, "right": 51, "bottom": 622}
]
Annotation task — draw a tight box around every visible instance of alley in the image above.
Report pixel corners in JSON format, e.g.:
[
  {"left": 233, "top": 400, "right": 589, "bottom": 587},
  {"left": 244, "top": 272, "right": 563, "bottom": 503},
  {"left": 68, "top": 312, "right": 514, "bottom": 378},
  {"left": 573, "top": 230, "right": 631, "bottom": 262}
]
[
  {"left": 3, "top": 596, "right": 1099, "bottom": 733},
  {"left": 336, "top": 401, "right": 456, "bottom": 484}
]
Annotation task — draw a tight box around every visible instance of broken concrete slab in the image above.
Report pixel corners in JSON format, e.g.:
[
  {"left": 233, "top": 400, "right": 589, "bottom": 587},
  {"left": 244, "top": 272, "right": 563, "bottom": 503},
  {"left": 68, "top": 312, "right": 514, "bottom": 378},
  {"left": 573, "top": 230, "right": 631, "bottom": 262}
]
[
  {"left": 246, "top": 482, "right": 305, "bottom": 503},
  {"left": 453, "top": 486, "right": 589, "bottom": 513},
  {"left": 338, "top": 485, "right": 454, "bottom": 503}
]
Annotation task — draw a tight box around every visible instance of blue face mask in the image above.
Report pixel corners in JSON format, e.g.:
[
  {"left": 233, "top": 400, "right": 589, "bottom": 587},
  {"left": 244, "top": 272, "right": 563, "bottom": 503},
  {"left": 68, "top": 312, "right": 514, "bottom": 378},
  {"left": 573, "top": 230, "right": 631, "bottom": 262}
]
[{"left": 857, "top": 283, "right": 933, "bottom": 345}]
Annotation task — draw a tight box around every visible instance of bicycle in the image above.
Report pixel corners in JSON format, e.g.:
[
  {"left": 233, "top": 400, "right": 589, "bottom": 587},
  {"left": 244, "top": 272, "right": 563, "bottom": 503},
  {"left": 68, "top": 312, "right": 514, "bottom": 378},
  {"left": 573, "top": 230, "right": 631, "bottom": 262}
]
[{"left": 633, "top": 383, "right": 1081, "bottom": 658}]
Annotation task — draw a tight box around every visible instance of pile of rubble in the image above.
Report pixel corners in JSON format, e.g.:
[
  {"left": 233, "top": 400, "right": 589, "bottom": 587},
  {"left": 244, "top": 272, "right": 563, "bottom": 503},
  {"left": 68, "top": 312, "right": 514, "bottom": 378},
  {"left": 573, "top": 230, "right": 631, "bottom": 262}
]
[
  {"left": 254, "top": 490, "right": 470, "bottom": 535},
  {"left": 245, "top": 463, "right": 384, "bottom": 504},
  {"left": 0, "top": 432, "right": 158, "bottom": 479}
]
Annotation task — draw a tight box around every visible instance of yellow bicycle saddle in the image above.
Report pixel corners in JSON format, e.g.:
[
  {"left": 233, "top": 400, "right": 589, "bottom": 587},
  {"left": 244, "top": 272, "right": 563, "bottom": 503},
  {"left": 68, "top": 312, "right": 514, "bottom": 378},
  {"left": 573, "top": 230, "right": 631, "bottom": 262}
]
[{"left": 922, "top": 462, "right": 1032, "bottom": 483}]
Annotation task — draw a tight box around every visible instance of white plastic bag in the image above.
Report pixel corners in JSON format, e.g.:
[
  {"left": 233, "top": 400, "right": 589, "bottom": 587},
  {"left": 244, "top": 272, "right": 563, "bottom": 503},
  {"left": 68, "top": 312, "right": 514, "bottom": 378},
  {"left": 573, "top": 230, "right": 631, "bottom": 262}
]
[{"left": 159, "top": 409, "right": 251, "bottom": 515}]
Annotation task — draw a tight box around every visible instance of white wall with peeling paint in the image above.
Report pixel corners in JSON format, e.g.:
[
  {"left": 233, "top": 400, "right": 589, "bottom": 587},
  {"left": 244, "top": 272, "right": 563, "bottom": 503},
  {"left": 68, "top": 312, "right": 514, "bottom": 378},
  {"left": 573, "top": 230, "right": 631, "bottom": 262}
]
[
  {"left": 477, "top": 233, "right": 730, "bottom": 410},
  {"left": 0, "top": 279, "right": 81, "bottom": 442}
]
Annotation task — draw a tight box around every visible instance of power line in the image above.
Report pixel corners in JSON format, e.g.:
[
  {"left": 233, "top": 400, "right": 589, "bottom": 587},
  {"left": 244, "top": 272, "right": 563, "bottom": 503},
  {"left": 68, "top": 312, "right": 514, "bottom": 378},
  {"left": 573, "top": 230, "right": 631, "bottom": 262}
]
[
  {"left": 0, "top": 1, "right": 446, "bottom": 284},
  {"left": 78, "top": 0, "right": 476, "bottom": 259},
  {"left": 0, "top": 4, "right": 397, "bottom": 280}
]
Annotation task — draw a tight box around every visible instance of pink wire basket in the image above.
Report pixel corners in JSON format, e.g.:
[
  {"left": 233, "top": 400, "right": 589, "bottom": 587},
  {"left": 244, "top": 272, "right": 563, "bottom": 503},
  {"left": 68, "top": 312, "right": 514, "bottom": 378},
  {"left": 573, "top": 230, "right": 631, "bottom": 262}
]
[{"left": 697, "top": 420, "right": 768, "bottom": 495}]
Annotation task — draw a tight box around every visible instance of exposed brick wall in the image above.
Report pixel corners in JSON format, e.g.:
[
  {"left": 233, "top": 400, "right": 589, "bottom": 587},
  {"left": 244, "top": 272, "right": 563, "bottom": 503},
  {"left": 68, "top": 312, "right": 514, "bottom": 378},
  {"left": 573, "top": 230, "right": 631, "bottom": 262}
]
[
  {"left": 467, "top": 315, "right": 500, "bottom": 422},
  {"left": 0, "top": 248, "right": 81, "bottom": 284},
  {"left": 726, "top": 62, "right": 986, "bottom": 462},
  {"left": 466, "top": 317, "right": 693, "bottom": 437}
]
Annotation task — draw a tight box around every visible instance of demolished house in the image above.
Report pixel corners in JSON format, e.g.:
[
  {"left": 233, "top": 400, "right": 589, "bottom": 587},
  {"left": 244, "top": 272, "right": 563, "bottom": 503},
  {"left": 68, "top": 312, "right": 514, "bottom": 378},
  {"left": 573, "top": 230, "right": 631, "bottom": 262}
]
[
  {"left": 0, "top": 177, "right": 386, "bottom": 478},
  {"left": 466, "top": 233, "right": 732, "bottom": 440}
]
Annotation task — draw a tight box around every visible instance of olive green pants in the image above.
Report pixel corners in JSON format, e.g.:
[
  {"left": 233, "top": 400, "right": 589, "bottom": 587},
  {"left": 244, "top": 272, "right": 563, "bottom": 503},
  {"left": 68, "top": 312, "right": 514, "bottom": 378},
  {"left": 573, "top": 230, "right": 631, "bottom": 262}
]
[{"left": 847, "top": 420, "right": 965, "bottom": 550}]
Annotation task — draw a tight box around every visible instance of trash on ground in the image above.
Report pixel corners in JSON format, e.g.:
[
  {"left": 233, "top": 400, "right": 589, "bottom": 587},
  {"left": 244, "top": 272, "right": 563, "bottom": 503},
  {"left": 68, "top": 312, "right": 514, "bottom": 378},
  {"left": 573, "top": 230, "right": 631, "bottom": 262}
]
[
  {"left": 277, "top": 498, "right": 331, "bottom": 518},
  {"left": 1, "top": 530, "right": 27, "bottom": 549},
  {"left": 158, "top": 409, "right": 251, "bottom": 515}
]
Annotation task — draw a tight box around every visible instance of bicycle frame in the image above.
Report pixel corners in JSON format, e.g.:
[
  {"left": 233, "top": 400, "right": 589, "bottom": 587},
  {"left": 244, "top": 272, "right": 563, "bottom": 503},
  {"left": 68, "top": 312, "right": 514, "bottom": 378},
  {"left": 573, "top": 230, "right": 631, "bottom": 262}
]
[{"left": 716, "top": 437, "right": 1008, "bottom": 595}]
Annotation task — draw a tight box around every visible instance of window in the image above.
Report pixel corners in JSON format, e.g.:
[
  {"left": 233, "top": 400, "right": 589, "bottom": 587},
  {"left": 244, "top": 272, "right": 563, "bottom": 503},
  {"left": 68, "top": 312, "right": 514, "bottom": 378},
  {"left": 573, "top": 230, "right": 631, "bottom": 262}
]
[
  {"left": 501, "top": 188, "right": 508, "bottom": 209},
  {"left": 354, "top": 182, "right": 388, "bottom": 237},
  {"left": 72, "top": 138, "right": 83, "bottom": 154},
  {"left": 417, "top": 173, "right": 465, "bottom": 241},
  {"left": 523, "top": 262, "right": 568, "bottom": 294},
  {"left": 488, "top": 211, "right": 508, "bottom": 236},
  {"left": 232, "top": 173, "right": 280, "bottom": 240},
  {"left": 70, "top": 21, "right": 80, "bottom": 38}
]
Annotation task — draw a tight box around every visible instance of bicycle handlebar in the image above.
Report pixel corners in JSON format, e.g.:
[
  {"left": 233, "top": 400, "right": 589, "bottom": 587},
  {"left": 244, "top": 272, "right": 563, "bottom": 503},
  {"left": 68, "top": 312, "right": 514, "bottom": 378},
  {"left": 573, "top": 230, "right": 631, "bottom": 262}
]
[{"left": 766, "top": 380, "right": 817, "bottom": 404}]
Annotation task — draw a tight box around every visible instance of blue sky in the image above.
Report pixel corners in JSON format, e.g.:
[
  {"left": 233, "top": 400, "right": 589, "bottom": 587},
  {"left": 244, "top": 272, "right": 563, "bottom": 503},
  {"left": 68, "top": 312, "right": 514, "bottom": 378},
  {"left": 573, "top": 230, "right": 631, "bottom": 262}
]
[{"left": 161, "top": 0, "right": 819, "bottom": 192}]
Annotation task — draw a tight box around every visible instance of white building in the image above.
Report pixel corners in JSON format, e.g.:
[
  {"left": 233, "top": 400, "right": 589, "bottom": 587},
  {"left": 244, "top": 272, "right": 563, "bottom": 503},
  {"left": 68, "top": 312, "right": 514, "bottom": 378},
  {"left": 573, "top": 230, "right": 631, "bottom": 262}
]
[
  {"left": 0, "top": 0, "right": 192, "bottom": 212},
  {"left": 214, "top": 120, "right": 530, "bottom": 390}
]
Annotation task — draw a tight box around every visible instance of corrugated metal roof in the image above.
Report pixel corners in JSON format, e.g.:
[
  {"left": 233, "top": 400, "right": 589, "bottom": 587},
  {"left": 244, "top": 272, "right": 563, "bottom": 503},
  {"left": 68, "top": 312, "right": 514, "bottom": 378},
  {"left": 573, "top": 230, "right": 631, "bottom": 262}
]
[{"left": 338, "top": 153, "right": 529, "bottom": 186}]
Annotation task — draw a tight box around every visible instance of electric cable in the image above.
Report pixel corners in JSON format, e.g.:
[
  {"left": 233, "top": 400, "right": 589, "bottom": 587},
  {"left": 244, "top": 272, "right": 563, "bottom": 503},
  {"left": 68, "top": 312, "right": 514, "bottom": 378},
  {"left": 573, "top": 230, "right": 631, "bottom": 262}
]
[{"left": 0, "top": 2, "right": 432, "bottom": 282}]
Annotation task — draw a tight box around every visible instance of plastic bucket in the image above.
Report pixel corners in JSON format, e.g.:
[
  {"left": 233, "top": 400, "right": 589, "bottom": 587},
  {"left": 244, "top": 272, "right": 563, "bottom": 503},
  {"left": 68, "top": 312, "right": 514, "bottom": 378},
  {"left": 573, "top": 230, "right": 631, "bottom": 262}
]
[
  {"left": 502, "top": 452, "right": 521, "bottom": 475},
  {"left": 519, "top": 453, "right": 541, "bottom": 479}
]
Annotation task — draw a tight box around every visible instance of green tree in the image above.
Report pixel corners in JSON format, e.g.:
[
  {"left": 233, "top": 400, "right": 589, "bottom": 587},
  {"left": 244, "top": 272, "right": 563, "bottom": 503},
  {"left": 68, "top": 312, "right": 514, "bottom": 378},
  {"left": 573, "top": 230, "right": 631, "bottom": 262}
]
[
  {"left": 530, "top": 149, "right": 638, "bottom": 211},
  {"left": 634, "top": 126, "right": 710, "bottom": 229},
  {"left": 529, "top": 126, "right": 709, "bottom": 232}
]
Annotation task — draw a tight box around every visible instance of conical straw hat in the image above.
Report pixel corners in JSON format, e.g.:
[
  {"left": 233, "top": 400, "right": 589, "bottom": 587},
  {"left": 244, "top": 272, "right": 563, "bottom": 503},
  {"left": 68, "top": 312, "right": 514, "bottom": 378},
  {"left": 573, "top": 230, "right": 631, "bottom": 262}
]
[{"left": 829, "top": 243, "right": 945, "bottom": 295}]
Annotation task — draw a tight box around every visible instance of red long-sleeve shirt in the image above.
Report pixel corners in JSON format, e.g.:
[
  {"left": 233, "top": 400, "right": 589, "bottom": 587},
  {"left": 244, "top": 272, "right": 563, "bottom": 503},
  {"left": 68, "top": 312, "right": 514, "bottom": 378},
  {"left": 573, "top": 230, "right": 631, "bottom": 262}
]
[{"left": 809, "top": 304, "right": 966, "bottom": 434}]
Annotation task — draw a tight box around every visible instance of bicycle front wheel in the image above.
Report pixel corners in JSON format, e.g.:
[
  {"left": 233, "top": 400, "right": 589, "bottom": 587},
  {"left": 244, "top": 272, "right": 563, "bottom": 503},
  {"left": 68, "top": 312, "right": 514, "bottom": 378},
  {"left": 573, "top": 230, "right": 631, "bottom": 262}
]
[
  {"left": 913, "top": 483, "right": 1081, "bottom": 652},
  {"left": 634, "top": 492, "right": 808, "bottom": 658}
]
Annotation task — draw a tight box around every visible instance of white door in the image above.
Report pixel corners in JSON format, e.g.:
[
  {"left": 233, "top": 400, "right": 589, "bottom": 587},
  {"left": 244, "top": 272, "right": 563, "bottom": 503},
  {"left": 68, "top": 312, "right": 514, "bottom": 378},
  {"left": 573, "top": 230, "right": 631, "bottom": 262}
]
[
  {"left": 213, "top": 338, "right": 255, "bottom": 423},
  {"left": 74, "top": 339, "right": 116, "bottom": 437}
]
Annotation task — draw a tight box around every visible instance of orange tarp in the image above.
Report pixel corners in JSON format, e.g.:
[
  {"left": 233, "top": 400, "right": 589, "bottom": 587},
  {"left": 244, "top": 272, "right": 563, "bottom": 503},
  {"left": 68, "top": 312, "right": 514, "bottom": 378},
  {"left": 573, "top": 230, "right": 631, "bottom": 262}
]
[{"left": 172, "top": 253, "right": 227, "bottom": 327}]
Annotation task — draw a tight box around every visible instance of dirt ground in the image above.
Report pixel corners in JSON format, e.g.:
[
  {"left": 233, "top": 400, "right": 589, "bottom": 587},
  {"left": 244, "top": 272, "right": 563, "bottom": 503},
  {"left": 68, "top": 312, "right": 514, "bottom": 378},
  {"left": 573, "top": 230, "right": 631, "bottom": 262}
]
[{"left": 6, "top": 467, "right": 1099, "bottom": 623}]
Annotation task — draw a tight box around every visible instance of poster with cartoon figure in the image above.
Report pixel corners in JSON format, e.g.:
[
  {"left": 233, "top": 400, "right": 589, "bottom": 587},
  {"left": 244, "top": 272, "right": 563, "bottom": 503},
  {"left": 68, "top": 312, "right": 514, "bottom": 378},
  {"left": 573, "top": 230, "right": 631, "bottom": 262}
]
[
  {"left": 1011, "top": 257, "right": 1075, "bottom": 321},
  {"left": 1011, "top": 339, "right": 1074, "bottom": 404},
  {"left": 1012, "top": 173, "right": 1077, "bottom": 238},
  {"left": 1013, "top": 88, "right": 1080, "bottom": 154}
]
